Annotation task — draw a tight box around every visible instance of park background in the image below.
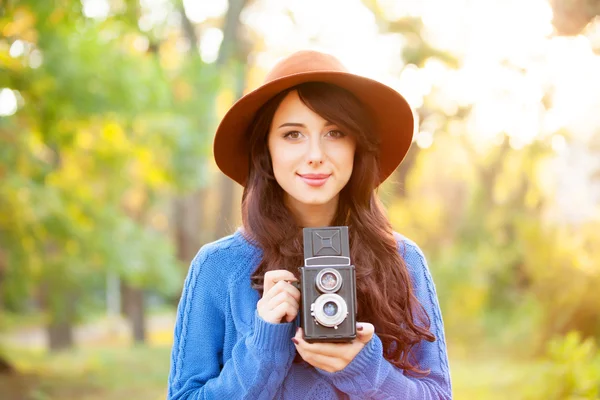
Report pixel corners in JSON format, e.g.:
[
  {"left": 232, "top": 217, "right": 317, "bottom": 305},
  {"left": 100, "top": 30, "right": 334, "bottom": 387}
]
[{"left": 1, "top": 0, "right": 600, "bottom": 398}]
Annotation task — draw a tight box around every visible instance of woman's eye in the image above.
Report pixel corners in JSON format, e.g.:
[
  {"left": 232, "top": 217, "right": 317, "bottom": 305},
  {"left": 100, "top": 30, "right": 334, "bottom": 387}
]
[
  {"left": 326, "top": 130, "right": 346, "bottom": 138},
  {"left": 283, "top": 131, "right": 302, "bottom": 139}
]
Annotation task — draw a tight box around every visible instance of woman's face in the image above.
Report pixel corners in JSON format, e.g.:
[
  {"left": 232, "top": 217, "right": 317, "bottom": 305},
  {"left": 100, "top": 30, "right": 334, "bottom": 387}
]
[{"left": 267, "top": 90, "right": 357, "bottom": 212}]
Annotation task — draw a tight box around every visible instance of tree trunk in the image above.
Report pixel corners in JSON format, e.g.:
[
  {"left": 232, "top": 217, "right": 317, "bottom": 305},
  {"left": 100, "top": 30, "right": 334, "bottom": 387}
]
[
  {"left": 216, "top": 0, "right": 249, "bottom": 67},
  {"left": 172, "top": 5, "right": 213, "bottom": 252},
  {"left": 121, "top": 282, "right": 146, "bottom": 343},
  {"left": 46, "top": 290, "right": 75, "bottom": 351},
  {"left": 0, "top": 347, "right": 15, "bottom": 375},
  {"left": 0, "top": 354, "right": 14, "bottom": 374},
  {"left": 213, "top": 0, "right": 250, "bottom": 239},
  {"left": 173, "top": 189, "right": 205, "bottom": 265},
  {"left": 47, "top": 319, "right": 74, "bottom": 351},
  {"left": 39, "top": 275, "right": 75, "bottom": 352}
]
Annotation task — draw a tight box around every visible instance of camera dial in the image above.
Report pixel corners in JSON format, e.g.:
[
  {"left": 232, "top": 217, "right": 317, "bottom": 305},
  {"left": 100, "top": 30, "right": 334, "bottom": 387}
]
[{"left": 311, "top": 293, "right": 348, "bottom": 329}]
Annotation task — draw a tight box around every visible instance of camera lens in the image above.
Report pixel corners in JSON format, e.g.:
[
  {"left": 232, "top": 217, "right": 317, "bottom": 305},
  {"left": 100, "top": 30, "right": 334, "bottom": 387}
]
[
  {"left": 316, "top": 268, "right": 342, "bottom": 293},
  {"left": 321, "top": 273, "right": 337, "bottom": 290},
  {"left": 323, "top": 301, "right": 338, "bottom": 317},
  {"left": 311, "top": 293, "right": 348, "bottom": 328}
]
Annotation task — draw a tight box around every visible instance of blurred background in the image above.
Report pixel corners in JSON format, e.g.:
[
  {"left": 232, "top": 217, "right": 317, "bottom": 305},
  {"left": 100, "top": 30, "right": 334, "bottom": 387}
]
[{"left": 1, "top": 0, "right": 599, "bottom": 398}]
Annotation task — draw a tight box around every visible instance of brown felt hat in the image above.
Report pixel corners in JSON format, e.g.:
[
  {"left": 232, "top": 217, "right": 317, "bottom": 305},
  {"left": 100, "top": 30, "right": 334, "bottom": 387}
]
[{"left": 213, "top": 50, "right": 415, "bottom": 187}]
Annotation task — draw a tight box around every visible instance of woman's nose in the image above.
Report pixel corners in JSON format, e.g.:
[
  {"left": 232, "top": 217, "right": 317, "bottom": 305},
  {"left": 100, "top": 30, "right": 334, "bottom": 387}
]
[{"left": 306, "top": 137, "right": 324, "bottom": 165}]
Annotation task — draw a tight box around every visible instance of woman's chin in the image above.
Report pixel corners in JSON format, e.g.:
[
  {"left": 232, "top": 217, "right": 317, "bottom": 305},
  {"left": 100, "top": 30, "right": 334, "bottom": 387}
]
[{"left": 293, "top": 195, "right": 334, "bottom": 207}]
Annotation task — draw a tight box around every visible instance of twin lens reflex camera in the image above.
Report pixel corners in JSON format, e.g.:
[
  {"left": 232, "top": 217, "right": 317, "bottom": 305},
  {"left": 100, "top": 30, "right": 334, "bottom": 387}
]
[{"left": 296, "top": 226, "right": 357, "bottom": 343}]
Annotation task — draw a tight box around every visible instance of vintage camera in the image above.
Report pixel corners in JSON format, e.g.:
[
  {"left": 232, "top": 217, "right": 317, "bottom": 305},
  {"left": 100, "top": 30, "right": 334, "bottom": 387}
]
[{"left": 298, "top": 226, "right": 357, "bottom": 343}]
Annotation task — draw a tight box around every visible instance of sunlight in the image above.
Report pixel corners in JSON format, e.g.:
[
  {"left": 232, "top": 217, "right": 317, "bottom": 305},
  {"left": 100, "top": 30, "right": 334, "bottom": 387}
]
[
  {"left": 139, "top": 0, "right": 173, "bottom": 31},
  {"left": 0, "top": 89, "right": 18, "bottom": 117},
  {"left": 243, "top": 0, "right": 394, "bottom": 82},
  {"left": 9, "top": 39, "right": 25, "bottom": 57},
  {"left": 199, "top": 28, "right": 224, "bottom": 63},
  {"left": 245, "top": 0, "right": 600, "bottom": 149},
  {"left": 81, "top": 0, "right": 110, "bottom": 20},
  {"left": 183, "top": 0, "right": 228, "bottom": 23}
]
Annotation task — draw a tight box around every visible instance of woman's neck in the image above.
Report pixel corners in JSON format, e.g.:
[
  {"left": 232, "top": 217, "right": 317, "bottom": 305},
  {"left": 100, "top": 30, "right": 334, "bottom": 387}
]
[{"left": 284, "top": 195, "right": 338, "bottom": 227}]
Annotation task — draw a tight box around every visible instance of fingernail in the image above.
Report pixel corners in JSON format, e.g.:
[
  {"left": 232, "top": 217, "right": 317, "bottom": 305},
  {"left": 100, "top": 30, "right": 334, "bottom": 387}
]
[
  {"left": 357, "top": 325, "right": 364, "bottom": 331},
  {"left": 291, "top": 338, "right": 299, "bottom": 345}
]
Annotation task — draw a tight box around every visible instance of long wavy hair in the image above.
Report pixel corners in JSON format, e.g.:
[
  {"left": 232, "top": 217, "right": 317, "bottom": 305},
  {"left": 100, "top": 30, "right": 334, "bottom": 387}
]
[{"left": 241, "top": 82, "right": 435, "bottom": 375}]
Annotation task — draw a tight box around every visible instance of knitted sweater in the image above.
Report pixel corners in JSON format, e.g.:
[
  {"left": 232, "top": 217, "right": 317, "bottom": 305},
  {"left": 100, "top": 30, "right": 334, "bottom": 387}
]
[{"left": 167, "top": 229, "right": 452, "bottom": 399}]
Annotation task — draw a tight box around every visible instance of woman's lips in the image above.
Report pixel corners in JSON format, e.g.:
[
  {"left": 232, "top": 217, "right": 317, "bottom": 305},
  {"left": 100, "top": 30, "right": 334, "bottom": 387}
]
[{"left": 298, "top": 173, "right": 331, "bottom": 187}]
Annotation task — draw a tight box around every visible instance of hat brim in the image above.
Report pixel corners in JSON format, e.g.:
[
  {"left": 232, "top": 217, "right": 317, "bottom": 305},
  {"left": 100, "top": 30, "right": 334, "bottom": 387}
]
[{"left": 213, "top": 71, "right": 415, "bottom": 187}]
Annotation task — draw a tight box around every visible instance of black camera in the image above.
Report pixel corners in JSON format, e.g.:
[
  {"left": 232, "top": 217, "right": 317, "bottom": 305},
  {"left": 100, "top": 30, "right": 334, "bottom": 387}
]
[{"left": 298, "top": 226, "right": 357, "bottom": 343}]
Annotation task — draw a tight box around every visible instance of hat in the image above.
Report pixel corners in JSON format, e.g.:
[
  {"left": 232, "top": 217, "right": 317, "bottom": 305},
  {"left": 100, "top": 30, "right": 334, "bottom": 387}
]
[{"left": 213, "top": 50, "right": 415, "bottom": 186}]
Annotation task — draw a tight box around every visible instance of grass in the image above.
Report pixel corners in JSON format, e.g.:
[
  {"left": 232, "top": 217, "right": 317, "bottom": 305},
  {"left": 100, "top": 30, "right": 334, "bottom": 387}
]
[
  {"left": 0, "top": 345, "right": 172, "bottom": 400},
  {"left": 0, "top": 314, "right": 175, "bottom": 400},
  {"left": 451, "top": 353, "right": 544, "bottom": 399},
  {"left": 0, "top": 344, "right": 549, "bottom": 400},
  {"left": 0, "top": 316, "right": 550, "bottom": 400}
]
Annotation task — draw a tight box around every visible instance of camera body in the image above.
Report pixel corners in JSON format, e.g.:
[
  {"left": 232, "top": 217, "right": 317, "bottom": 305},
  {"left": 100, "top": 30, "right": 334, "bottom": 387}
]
[{"left": 299, "top": 226, "right": 357, "bottom": 343}]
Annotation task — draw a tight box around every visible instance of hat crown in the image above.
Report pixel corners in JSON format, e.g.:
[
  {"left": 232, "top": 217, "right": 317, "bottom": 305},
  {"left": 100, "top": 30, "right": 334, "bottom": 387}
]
[{"left": 264, "top": 50, "right": 349, "bottom": 83}]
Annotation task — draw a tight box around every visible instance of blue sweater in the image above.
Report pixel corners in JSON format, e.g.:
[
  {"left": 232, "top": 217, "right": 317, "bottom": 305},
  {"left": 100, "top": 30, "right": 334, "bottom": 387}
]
[{"left": 167, "top": 229, "right": 452, "bottom": 399}]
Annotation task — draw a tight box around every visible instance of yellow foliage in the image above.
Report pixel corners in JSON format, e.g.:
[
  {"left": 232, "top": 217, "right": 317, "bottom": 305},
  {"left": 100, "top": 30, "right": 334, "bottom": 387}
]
[
  {"left": 148, "top": 328, "right": 174, "bottom": 346},
  {"left": 31, "top": 75, "right": 57, "bottom": 96},
  {"left": 62, "top": 158, "right": 83, "bottom": 182},
  {"left": 27, "top": 130, "right": 54, "bottom": 164},
  {"left": 0, "top": 49, "right": 24, "bottom": 70},
  {"left": 158, "top": 33, "right": 184, "bottom": 71},
  {"left": 21, "top": 236, "right": 34, "bottom": 253},
  {"left": 66, "top": 201, "right": 93, "bottom": 231},
  {"left": 388, "top": 197, "right": 446, "bottom": 246},
  {"left": 144, "top": 166, "right": 167, "bottom": 187},
  {"left": 216, "top": 88, "right": 236, "bottom": 120},
  {"left": 48, "top": 8, "right": 66, "bottom": 25},
  {"left": 75, "top": 129, "right": 95, "bottom": 150},
  {"left": 65, "top": 239, "right": 78, "bottom": 256},
  {"left": 150, "top": 212, "right": 168, "bottom": 231},
  {"left": 245, "top": 65, "right": 268, "bottom": 95},
  {"left": 2, "top": 7, "right": 38, "bottom": 43},
  {"left": 451, "top": 282, "right": 487, "bottom": 318},
  {"left": 173, "top": 79, "right": 193, "bottom": 102},
  {"left": 101, "top": 122, "right": 129, "bottom": 151},
  {"left": 122, "top": 186, "right": 147, "bottom": 214},
  {"left": 134, "top": 147, "right": 152, "bottom": 165}
]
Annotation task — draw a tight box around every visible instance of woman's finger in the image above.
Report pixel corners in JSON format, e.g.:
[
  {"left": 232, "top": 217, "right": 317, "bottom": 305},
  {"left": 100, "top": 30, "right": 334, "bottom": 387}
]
[
  {"left": 263, "top": 270, "right": 297, "bottom": 294},
  {"left": 267, "top": 291, "right": 299, "bottom": 311},
  {"left": 271, "top": 301, "right": 298, "bottom": 323},
  {"left": 355, "top": 322, "right": 375, "bottom": 344},
  {"left": 294, "top": 328, "right": 363, "bottom": 362},
  {"left": 262, "top": 280, "right": 300, "bottom": 303}
]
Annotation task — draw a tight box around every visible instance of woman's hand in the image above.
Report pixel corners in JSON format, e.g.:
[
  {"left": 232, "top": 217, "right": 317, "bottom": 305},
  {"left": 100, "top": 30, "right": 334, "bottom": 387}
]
[
  {"left": 292, "top": 323, "right": 375, "bottom": 373},
  {"left": 257, "top": 270, "right": 301, "bottom": 324}
]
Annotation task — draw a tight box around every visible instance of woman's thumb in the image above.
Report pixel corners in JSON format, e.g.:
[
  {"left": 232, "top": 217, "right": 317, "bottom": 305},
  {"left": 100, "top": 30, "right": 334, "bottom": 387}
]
[{"left": 356, "top": 322, "right": 375, "bottom": 344}]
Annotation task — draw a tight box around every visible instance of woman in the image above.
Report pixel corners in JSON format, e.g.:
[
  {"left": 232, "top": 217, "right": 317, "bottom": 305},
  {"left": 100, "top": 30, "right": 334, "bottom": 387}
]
[{"left": 167, "top": 50, "right": 452, "bottom": 399}]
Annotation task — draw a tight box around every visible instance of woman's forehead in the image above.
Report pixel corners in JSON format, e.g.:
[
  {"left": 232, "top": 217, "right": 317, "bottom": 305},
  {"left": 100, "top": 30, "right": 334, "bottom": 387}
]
[{"left": 271, "top": 90, "right": 331, "bottom": 128}]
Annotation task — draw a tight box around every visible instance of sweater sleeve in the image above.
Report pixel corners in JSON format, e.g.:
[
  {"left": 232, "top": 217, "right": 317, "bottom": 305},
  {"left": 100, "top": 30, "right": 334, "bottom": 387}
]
[
  {"left": 315, "top": 238, "right": 453, "bottom": 399},
  {"left": 167, "top": 246, "right": 296, "bottom": 400}
]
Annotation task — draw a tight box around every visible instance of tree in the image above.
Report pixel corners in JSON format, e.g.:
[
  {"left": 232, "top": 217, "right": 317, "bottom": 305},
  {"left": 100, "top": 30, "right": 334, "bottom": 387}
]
[
  {"left": 213, "top": 0, "right": 251, "bottom": 240},
  {"left": 0, "top": 0, "right": 185, "bottom": 352}
]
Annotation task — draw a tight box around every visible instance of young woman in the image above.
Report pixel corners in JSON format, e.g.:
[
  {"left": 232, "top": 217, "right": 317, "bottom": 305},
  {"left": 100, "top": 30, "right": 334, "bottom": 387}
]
[{"left": 167, "top": 50, "right": 452, "bottom": 399}]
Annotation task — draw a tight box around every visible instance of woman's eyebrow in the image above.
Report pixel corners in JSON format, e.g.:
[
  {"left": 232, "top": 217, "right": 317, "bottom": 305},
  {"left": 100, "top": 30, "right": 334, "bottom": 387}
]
[
  {"left": 277, "top": 121, "right": 335, "bottom": 129},
  {"left": 278, "top": 122, "right": 305, "bottom": 128}
]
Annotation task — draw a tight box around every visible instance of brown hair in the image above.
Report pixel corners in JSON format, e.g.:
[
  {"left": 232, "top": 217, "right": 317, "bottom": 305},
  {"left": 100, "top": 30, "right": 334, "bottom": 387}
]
[{"left": 242, "top": 82, "right": 435, "bottom": 374}]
